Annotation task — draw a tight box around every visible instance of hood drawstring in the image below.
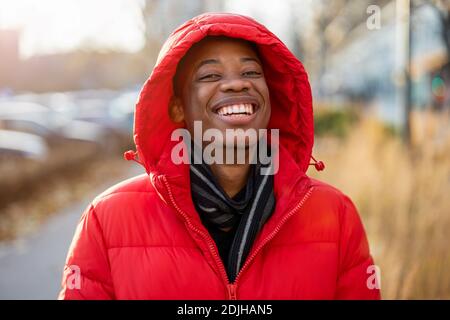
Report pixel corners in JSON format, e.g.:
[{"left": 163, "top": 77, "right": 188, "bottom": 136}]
[
  {"left": 126, "top": 150, "right": 325, "bottom": 171},
  {"left": 124, "top": 150, "right": 144, "bottom": 166},
  {"left": 310, "top": 155, "right": 325, "bottom": 171}
]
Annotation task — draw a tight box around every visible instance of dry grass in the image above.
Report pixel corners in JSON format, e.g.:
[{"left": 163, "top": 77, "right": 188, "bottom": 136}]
[
  {"left": 0, "top": 155, "right": 128, "bottom": 242},
  {"left": 310, "top": 117, "right": 450, "bottom": 299},
  {"left": 0, "top": 139, "right": 132, "bottom": 241}
]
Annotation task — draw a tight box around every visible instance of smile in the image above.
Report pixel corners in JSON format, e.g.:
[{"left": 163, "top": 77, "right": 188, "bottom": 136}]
[
  {"left": 210, "top": 96, "right": 261, "bottom": 125},
  {"left": 215, "top": 103, "right": 257, "bottom": 116}
]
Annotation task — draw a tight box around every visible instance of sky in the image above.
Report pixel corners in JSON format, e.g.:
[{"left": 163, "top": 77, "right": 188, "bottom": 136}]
[
  {"left": 225, "top": 0, "right": 293, "bottom": 46},
  {"left": 0, "top": 0, "right": 312, "bottom": 58},
  {"left": 224, "top": 0, "right": 313, "bottom": 51},
  {"left": 0, "top": 0, "right": 146, "bottom": 58}
]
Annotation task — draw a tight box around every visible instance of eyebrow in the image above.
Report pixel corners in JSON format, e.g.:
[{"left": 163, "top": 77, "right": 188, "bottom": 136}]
[
  {"left": 197, "top": 59, "right": 219, "bottom": 69},
  {"left": 196, "top": 56, "right": 261, "bottom": 69},
  {"left": 240, "top": 57, "right": 260, "bottom": 64}
]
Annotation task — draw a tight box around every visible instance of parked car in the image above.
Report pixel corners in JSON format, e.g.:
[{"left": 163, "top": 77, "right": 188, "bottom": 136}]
[
  {"left": 107, "top": 90, "right": 138, "bottom": 134},
  {"left": 0, "top": 101, "right": 63, "bottom": 138},
  {"left": 0, "top": 99, "right": 116, "bottom": 150},
  {"left": 0, "top": 129, "right": 48, "bottom": 159}
]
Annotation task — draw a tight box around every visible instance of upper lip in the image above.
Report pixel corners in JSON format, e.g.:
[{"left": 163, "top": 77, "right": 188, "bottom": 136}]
[{"left": 210, "top": 96, "right": 260, "bottom": 114}]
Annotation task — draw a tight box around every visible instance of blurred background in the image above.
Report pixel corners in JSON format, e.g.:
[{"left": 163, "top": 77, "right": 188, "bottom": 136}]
[{"left": 0, "top": 0, "right": 449, "bottom": 299}]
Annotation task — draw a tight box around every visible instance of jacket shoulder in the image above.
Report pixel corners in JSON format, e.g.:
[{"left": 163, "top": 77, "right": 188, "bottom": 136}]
[
  {"left": 308, "top": 177, "right": 350, "bottom": 204},
  {"left": 93, "top": 173, "right": 155, "bottom": 202},
  {"left": 85, "top": 174, "right": 168, "bottom": 242},
  {"left": 89, "top": 173, "right": 162, "bottom": 219},
  {"left": 306, "top": 177, "right": 365, "bottom": 231},
  {"left": 305, "top": 177, "right": 363, "bottom": 225}
]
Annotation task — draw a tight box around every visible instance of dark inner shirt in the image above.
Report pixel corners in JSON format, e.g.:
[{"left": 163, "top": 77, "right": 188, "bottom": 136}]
[
  {"left": 206, "top": 216, "right": 242, "bottom": 266},
  {"left": 199, "top": 184, "right": 247, "bottom": 268}
]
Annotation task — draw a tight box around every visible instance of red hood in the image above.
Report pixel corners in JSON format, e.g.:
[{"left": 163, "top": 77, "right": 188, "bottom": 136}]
[{"left": 133, "top": 12, "right": 314, "bottom": 174}]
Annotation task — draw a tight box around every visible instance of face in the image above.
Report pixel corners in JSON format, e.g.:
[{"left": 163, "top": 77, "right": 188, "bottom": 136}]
[{"left": 171, "top": 36, "right": 271, "bottom": 152}]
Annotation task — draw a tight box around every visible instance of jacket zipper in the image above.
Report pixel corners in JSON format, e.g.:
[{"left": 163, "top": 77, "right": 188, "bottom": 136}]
[
  {"left": 227, "top": 283, "right": 237, "bottom": 300},
  {"left": 161, "top": 176, "right": 230, "bottom": 287},
  {"left": 232, "top": 186, "right": 315, "bottom": 286},
  {"left": 162, "top": 175, "right": 314, "bottom": 300}
]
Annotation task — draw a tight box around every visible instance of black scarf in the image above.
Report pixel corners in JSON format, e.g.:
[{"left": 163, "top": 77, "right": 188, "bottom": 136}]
[{"left": 189, "top": 144, "right": 275, "bottom": 282}]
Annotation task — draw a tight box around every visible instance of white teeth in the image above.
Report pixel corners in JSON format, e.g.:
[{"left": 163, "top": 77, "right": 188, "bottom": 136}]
[
  {"left": 245, "top": 104, "right": 254, "bottom": 114},
  {"left": 217, "top": 103, "right": 256, "bottom": 116}
]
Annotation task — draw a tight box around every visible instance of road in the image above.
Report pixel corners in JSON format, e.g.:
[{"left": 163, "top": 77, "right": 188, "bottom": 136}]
[{"left": 0, "top": 162, "right": 143, "bottom": 299}]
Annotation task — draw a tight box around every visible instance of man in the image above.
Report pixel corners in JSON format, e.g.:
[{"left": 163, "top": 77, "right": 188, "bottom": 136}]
[{"left": 59, "top": 13, "right": 380, "bottom": 299}]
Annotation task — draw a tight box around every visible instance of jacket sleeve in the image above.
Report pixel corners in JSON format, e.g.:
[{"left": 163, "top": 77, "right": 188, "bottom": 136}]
[
  {"left": 58, "top": 203, "right": 115, "bottom": 299},
  {"left": 335, "top": 195, "right": 381, "bottom": 300}
]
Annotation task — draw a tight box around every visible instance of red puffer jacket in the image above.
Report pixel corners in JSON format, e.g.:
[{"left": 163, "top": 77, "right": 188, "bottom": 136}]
[{"left": 59, "top": 13, "right": 381, "bottom": 300}]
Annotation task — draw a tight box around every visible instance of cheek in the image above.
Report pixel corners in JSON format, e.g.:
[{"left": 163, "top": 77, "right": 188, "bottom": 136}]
[
  {"left": 186, "top": 84, "right": 216, "bottom": 118},
  {"left": 264, "top": 102, "right": 271, "bottom": 123},
  {"left": 256, "top": 80, "right": 271, "bottom": 123},
  {"left": 258, "top": 80, "right": 271, "bottom": 103},
  {"left": 197, "top": 84, "right": 217, "bottom": 108}
]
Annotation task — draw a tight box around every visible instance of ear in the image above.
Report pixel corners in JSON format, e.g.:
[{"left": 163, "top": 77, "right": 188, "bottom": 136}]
[{"left": 169, "top": 96, "right": 185, "bottom": 123}]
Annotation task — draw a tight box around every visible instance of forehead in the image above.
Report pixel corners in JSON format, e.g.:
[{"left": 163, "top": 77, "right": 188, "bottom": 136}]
[
  {"left": 177, "top": 37, "right": 260, "bottom": 73},
  {"left": 186, "top": 36, "right": 258, "bottom": 61},
  {"left": 173, "top": 36, "right": 261, "bottom": 95}
]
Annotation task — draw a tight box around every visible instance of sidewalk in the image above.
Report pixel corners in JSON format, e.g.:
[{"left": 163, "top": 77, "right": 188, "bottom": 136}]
[{"left": 0, "top": 162, "right": 143, "bottom": 299}]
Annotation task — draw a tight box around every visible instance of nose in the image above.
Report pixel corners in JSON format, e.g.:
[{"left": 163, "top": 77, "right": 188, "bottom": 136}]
[{"left": 219, "top": 76, "right": 251, "bottom": 92}]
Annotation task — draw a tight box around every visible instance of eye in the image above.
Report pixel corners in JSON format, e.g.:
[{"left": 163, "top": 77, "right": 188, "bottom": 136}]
[
  {"left": 242, "top": 70, "right": 262, "bottom": 77},
  {"left": 198, "top": 73, "right": 221, "bottom": 81}
]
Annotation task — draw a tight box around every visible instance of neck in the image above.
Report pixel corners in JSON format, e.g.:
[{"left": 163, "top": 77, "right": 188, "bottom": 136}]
[{"left": 210, "top": 163, "right": 251, "bottom": 198}]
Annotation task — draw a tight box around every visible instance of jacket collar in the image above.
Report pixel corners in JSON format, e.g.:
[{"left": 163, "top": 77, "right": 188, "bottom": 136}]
[{"left": 148, "top": 139, "right": 312, "bottom": 239}]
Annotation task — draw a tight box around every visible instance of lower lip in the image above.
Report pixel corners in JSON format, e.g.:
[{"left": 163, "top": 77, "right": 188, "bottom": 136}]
[{"left": 213, "top": 109, "right": 259, "bottom": 126}]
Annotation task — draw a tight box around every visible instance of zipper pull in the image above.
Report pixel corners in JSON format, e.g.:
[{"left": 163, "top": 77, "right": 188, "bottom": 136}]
[{"left": 227, "top": 284, "right": 237, "bottom": 300}]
